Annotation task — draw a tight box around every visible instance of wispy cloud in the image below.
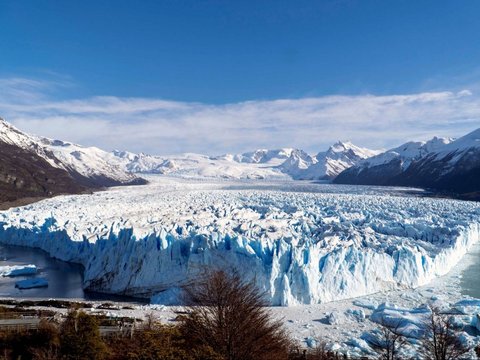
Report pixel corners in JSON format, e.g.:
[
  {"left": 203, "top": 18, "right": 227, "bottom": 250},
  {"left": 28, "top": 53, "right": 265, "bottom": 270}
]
[{"left": 0, "top": 75, "right": 479, "bottom": 155}]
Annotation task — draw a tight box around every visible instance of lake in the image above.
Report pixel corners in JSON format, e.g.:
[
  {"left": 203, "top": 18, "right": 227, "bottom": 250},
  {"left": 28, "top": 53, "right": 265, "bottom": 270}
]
[
  {"left": 459, "top": 242, "right": 480, "bottom": 299},
  {"left": 0, "top": 244, "right": 146, "bottom": 302}
]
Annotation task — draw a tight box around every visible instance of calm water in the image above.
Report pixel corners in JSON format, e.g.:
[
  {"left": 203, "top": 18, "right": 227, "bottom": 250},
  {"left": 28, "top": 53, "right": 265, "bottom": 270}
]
[
  {"left": 459, "top": 243, "right": 480, "bottom": 299},
  {"left": 0, "top": 244, "right": 85, "bottom": 299},
  {"left": 0, "top": 244, "right": 146, "bottom": 302}
]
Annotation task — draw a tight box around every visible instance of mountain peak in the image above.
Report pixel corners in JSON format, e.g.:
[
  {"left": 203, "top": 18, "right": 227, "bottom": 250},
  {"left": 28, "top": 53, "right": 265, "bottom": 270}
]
[
  {"left": 440, "top": 127, "right": 480, "bottom": 153},
  {"left": 330, "top": 141, "right": 353, "bottom": 151},
  {"left": 458, "top": 127, "right": 480, "bottom": 142}
]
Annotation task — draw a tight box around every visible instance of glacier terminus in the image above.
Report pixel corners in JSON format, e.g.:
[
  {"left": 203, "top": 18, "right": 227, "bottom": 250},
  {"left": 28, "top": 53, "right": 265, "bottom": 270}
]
[{"left": 0, "top": 176, "right": 479, "bottom": 306}]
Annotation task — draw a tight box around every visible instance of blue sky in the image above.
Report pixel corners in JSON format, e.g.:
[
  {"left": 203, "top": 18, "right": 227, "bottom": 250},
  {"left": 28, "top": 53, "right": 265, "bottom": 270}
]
[{"left": 1, "top": 1, "right": 480, "bottom": 154}]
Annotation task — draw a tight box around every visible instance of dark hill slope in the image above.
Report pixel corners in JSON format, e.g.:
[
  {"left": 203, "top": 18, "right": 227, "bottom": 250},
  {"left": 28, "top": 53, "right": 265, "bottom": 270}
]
[{"left": 0, "top": 142, "right": 87, "bottom": 204}]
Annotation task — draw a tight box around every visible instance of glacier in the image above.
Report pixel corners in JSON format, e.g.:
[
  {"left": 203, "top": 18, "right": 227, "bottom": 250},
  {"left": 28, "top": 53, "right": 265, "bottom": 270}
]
[{"left": 0, "top": 176, "right": 479, "bottom": 305}]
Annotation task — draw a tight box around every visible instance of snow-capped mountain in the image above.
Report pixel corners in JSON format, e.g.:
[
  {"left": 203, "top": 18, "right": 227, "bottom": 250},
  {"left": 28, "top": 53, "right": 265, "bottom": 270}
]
[
  {"left": 230, "top": 148, "right": 294, "bottom": 164},
  {"left": 0, "top": 118, "right": 377, "bottom": 185},
  {"left": 277, "top": 149, "right": 316, "bottom": 178},
  {"left": 343, "top": 136, "right": 453, "bottom": 172},
  {"left": 0, "top": 118, "right": 145, "bottom": 199},
  {"left": 294, "top": 141, "right": 381, "bottom": 180},
  {"left": 112, "top": 143, "right": 379, "bottom": 180},
  {"left": 335, "top": 128, "right": 480, "bottom": 196},
  {"left": 0, "top": 140, "right": 85, "bottom": 205},
  {"left": 112, "top": 151, "right": 290, "bottom": 179},
  {"left": 37, "top": 138, "right": 145, "bottom": 187}
]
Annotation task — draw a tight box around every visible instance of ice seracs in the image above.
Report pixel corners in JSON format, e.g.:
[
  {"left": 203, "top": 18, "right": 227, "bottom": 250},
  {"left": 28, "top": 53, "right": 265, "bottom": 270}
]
[{"left": 0, "top": 176, "right": 478, "bottom": 305}]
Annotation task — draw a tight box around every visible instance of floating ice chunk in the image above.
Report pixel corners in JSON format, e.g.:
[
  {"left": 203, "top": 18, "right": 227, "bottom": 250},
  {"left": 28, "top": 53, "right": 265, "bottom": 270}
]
[
  {"left": 345, "top": 309, "right": 366, "bottom": 322},
  {"left": 330, "top": 343, "right": 341, "bottom": 352},
  {"left": 0, "top": 264, "right": 37, "bottom": 277},
  {"left": 453, "top": 298, "right": 480, "bottom": 315},
  {"left": 455, "top": 299, "right": 480, "bottom": 307},
  {"left": 472, "top": 314, "right": 480, "bottom": 331},
  {"left": 15, "top": 277, "right": 48, "bottom": 289}
]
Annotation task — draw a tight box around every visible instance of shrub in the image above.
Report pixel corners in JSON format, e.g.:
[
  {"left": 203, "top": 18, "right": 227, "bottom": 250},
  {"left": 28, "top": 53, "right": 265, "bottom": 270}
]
[
  {"left": 106, "top": 323, "right": 222, "bottom": 360},
  {"left": 60, "top": 310, "right": 108, "bottom": 360},
  {"left": 420, "top": 307, "right": 468, "bottom": 360},
  {"left": 180, "top": 270, "right": 292, "bottom": 360},
  {"left": 0, "top": 319, "right": 60, "bottom": 360}
]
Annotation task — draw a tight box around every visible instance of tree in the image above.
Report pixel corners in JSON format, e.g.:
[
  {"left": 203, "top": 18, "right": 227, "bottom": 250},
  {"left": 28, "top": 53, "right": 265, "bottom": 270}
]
[
  {"left": 180, "top": 270, "right": 292, "bottom": 360},
  {"left": 420, "top": 307, "right": 469, "bottom": 360},
  {"left": 60, "top": 310, "right": 108, "bottom": 360},
  {"left": 28, "top": 319, "right": 61, "bottom": 360},
  {"left": 106, "top": 320, "right": 222, "bottom": 360},
  {"left": 370, "top": 318, "right": 407, "bottom": 360}
]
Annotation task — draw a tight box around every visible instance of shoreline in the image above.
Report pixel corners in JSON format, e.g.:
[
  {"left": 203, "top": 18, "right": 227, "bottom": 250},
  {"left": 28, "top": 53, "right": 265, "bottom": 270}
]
[{"left": 0, "top": 249, "right": 475, "bottom": 354}]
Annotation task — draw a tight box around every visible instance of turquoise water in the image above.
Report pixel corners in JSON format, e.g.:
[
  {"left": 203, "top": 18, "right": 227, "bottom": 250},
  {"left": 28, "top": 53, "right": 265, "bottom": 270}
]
[
  {"left": 0, "top": 244, "right": 85, "bottom": 299},
  {"left": 459, "top": 243, "right": 480, "bottom": 299},
  {"left": 0, "top": 244, "right": 145, "bottom": 302}
]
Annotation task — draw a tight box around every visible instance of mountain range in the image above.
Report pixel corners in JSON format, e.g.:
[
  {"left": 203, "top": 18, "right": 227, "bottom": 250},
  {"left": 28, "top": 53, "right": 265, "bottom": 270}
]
[
  {"left": 334, "top": 128, "right": 480, "bottom": 199},
  {"left": 0, "top": 118, "right": 145, "bottom": 206},
  {"left": 1, "top": 116, "right": 479, "bottom": 204},
  {"left": 112, "top": 141, "right": 380, "bottom": 181}
]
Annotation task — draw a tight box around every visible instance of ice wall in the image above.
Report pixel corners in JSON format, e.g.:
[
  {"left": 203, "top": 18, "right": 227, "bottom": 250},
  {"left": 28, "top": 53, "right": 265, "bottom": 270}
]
[{"left": 0, "top": 178, "right": 479, "bottom": 305}]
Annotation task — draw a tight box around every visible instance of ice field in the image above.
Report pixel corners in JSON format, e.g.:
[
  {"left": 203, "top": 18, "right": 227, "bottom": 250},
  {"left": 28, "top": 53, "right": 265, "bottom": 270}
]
[{"left": 0, "top": 176, "right": 478, "bottom": 307}]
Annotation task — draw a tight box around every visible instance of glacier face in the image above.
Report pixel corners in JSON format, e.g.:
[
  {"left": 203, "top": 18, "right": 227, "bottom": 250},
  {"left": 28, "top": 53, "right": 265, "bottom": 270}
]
[{"left": 0, "top": 176, "right": 479, "bottom": 305}]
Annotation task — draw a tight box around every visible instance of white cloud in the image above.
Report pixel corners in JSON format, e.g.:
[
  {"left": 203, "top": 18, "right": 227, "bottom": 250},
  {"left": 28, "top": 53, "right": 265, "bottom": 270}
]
[{"left": 0, "top": 76, "right": 479, "bottom": 155}]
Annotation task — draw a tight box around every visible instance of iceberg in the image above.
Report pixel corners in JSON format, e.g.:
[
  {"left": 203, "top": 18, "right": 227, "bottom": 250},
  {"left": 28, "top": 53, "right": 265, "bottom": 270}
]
[
  {"left": 0, "top": 176, "right": 478, "bottom": 305},
  {"left": 15, "top": 277, "right": 48, "bottom": 289},
  {"left": 0, "top": 264, "right": 37, "bottom": 277}
]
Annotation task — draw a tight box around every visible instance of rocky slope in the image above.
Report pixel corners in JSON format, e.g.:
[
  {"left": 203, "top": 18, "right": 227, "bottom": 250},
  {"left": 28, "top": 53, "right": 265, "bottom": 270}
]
[
  {"left": 0, "top": 141, "right": 86, "bottom": 204},
  {"left": 0, "top": 118, "right": 145, "bottom": 205},
  {"left": 334, "top": 128, "right": 480, "bottom": 197}
]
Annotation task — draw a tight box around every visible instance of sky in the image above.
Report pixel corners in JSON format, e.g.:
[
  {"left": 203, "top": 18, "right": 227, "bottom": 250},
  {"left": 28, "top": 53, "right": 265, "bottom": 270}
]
[{"left": 1, "top": 0, "right": 480, "bottom": 155}]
